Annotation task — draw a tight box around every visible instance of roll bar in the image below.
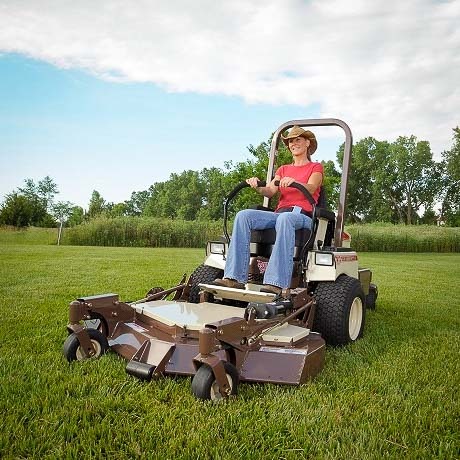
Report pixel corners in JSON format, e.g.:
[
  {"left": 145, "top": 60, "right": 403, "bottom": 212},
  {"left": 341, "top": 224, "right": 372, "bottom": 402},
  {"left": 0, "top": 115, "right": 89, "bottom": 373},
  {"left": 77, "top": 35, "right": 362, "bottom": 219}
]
[{"left": 265, "top": 118, "right": 352, "bottom": 247}]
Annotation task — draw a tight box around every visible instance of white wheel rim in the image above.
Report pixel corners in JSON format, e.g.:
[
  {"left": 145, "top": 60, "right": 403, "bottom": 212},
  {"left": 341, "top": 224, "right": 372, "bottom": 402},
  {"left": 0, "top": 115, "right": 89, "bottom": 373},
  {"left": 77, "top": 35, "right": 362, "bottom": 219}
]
[
  {"left": 349, "top": 297, "right": 363, "bottom": 341},
  {"left": 210, "top": 374, "right": 233, "bottom": 401},
  {"left": 76, "top": 339, "right": 102, "bottom": 360}
]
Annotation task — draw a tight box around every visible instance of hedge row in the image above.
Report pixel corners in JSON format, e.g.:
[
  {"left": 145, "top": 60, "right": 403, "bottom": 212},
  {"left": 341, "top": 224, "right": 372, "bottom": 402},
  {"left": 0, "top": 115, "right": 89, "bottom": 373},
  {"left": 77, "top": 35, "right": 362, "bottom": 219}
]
[
  {"left": 63, "top": 217, "right": 224, "bottom": 248},
  {"left": 347, "top": 223, "right": 460, "bottom": 253},
  {"left": 60, "top": 218, "right": 460, "bottom": 252}
]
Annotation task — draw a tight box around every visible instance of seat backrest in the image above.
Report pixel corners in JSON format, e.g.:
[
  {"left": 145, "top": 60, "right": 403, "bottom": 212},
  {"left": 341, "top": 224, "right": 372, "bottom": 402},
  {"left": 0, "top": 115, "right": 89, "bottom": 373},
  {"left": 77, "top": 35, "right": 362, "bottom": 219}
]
[{"left": 316, "top": 185, "right": 327, "bottom": 208}]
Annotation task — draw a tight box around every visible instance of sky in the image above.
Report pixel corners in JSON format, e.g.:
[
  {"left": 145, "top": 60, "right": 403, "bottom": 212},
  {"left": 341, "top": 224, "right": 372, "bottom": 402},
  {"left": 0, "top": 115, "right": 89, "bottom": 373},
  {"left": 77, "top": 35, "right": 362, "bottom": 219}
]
[{"left": 0, "top": 0, "right": 459, "bottom": 209}]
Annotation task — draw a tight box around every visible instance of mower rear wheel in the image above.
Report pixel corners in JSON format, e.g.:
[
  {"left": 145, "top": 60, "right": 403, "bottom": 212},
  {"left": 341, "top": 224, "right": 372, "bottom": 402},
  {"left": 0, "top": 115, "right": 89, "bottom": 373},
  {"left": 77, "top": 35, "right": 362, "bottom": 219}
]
[
  {"left": 313, "top": 275, "right": 365, "bottom": 346},
  {"left": 63, "top": 329, "right": 109, "bottom": 362},
  {"left": 188, "top": 264, "right": 223, "bottom": 303},
  {"left": 191, "top": 362, "right": 239, "bottom": 401}
]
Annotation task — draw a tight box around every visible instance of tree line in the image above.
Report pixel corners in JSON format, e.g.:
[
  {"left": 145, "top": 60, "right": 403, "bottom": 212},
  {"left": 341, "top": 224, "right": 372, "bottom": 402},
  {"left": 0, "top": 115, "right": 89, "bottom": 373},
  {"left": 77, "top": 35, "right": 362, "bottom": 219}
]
[{"left": 1, "top": 127, "right": 459, "bottom": 227}]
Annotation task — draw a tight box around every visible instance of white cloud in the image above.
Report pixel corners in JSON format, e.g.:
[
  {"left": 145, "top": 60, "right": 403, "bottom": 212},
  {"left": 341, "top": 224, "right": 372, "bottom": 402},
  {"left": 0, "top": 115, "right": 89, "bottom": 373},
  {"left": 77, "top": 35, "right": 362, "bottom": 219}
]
[{"left": 0, "top": 0, "right": 458, "bottom": 155}]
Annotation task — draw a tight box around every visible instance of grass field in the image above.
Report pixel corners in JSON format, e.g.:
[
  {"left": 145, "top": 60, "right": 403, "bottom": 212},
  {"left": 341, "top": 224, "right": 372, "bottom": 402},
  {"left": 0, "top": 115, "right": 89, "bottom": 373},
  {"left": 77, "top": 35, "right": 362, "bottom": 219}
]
[
  {"left": 0, "top": 226, "right": 59, "bottom": 245},
  {"left": 0, "top": 240, "right": 459, "bottom": 459}
]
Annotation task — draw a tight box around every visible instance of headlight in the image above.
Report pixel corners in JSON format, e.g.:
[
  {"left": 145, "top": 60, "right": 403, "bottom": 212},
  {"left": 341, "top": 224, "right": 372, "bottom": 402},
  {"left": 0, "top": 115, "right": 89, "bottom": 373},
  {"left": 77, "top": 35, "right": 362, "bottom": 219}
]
[
  {"left": 315, "top": 252, "right": 334, "bottom": 266},
  {"left": 207, "top": 241, "right": 226, "bottom": 255}
]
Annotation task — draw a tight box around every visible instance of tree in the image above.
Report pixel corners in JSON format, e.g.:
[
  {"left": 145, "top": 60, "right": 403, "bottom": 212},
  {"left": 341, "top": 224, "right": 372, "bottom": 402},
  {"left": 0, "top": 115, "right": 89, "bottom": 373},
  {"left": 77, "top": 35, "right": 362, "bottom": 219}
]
[
  {"left": 143, "top": 170, "right": 205, "bottom": 220},
  {"left": 51, "top": 201, "right": 74, "bottom": 245},
  {"left": 18, "top": 176, "right": 58, "bottom": 212},
  {"left": 87, "top": 191, "right": 107, "bottom": 218},
  {"left": 107, "top": 202, "right": 129, "bottom": 218},
  {"left": 339, "top": 136, "right": 439, "bottom": 224},
  {"left": 52, "top": 201, "right": 74, "bottom": 223},
  {"left": 67, "top": 206, "right": 85, "bottom": 227},
  {"left": 439, "top": 127, "right": 460, "bottom": 226},
  {"left": 124, "top": 190, "right": 151, "bottom": 216},
  {"left": 0, "top": 193, "right": 46, "bottom": 227},
  {"left": 386, "top": 136, "right": 438, "bottom": 224},
  {"left": 197, "top": 167, "right": 228, "bottom": 220},
  {"left": 322, "top": 160, "right": 341, "bottom": 212},
  {"left": 0, "top": 176, "right": 59, "bottom": 227},
  {"left": 337, "top": 137, "right": 391, "bottom": 222},
  {"left": 37, "top": 176, "right": 59, "bottom": 211}
]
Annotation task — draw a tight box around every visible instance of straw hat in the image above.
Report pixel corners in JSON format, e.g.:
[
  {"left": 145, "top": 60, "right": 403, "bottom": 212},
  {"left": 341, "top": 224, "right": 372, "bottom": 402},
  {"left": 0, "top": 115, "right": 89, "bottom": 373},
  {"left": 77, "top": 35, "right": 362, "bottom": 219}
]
[{"left": 281, "top": 125, "right": 317, "bottom": 155}]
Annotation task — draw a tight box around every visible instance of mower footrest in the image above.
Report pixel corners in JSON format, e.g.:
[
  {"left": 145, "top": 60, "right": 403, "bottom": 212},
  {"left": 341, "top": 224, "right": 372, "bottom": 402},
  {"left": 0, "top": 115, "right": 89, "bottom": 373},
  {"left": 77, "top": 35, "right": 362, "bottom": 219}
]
[
  {"left": 262, "top": 323, "right": 310, "bottom": 343},
  {"left": 198, "top": 283, "right": 276, "bottom": 303}
]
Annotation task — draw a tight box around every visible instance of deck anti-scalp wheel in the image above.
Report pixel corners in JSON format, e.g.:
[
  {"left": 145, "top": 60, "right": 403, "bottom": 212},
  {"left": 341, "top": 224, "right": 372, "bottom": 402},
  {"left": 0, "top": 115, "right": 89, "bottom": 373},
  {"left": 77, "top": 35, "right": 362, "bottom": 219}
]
[
  {"left": 366, "top": 283, "right": 378, "bottom": 310},
  {"left": 191, "top": 362, "right": 239, "bottom": 400},
  {"left": 188, "top": 264, "right": 224, "bottom": 303},
  {"left": 63, "top": 329, "right": 109, "bottom": 362},
  {"left": 313, "top": 274, "right": 365, "bottom": 346}
]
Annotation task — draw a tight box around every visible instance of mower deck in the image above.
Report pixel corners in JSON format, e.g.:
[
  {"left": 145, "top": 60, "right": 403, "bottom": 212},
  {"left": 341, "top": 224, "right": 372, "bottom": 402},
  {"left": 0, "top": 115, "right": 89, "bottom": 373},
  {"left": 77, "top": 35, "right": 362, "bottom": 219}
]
[
  {"left": 111, "top": 297, "right": 325, "bottom": 385},
  {"left": 66, "top": 289, "right": 325, "bottom": 388}
]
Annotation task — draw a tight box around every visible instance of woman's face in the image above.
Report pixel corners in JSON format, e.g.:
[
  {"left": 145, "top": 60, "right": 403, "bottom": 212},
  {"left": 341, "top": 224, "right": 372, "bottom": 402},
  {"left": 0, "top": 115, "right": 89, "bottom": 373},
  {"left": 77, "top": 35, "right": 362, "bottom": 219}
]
[{"left": 288, "top": 136, "right": 309, "bottom": 156}]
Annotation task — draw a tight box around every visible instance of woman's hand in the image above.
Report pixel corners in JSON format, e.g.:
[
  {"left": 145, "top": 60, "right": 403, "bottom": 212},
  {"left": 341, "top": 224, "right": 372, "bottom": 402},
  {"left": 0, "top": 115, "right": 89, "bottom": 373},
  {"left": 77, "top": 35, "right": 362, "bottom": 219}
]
[
  {"left": 278, "top": 176, "right": 296, "bottom": 187},
  {"left": 246, "top": 177, "right": 261, "bottom": 188}
]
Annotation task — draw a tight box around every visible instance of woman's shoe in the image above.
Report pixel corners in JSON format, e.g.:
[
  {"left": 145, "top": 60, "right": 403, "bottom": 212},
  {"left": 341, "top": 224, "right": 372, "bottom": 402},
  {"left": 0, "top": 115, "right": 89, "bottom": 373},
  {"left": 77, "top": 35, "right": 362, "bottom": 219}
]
[
  {"left": 260, "top": 284, "right": 282, "bottom": 295},
  {"left": 212, "top": 278, "right": 245, "bottom": 290}
]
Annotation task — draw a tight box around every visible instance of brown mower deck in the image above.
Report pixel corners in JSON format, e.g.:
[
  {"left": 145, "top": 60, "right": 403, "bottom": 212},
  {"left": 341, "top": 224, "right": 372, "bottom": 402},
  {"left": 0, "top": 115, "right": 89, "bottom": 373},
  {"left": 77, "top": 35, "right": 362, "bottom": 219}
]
[{"left": 65, "top": 285, "right": 325, "bottom": 399}]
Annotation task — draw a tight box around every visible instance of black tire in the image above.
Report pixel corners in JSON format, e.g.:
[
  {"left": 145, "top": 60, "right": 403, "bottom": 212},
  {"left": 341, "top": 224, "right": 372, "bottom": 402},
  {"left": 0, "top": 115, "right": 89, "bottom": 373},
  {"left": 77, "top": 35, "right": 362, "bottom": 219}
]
[
  {"left": 63, "top": 329, "right": 109, "bottom": 362},
  {"left": 313, "top": 275, "right": 365, "bottom": 346},
  {"left": 83, "top": 314, "right": 108, "bottom": 337},
  {"left": 366, "top": 283, "right": 378, "bottom": 310},
  {"left": 188, "top": 264, "right": 224, "bottom": 303},
  {"left": 191, "top": 362, "right": 239, "bottom": 400}
]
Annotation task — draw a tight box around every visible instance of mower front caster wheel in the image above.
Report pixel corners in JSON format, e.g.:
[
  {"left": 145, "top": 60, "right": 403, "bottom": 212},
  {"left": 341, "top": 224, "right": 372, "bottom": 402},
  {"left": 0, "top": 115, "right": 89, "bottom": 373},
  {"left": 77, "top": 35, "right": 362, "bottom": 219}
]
[
  {"left": 191, "top": 362, "right": 239, "bottom": 401},
  {"left": 63, "top": 329, "right": 109, "bottom": 362}
]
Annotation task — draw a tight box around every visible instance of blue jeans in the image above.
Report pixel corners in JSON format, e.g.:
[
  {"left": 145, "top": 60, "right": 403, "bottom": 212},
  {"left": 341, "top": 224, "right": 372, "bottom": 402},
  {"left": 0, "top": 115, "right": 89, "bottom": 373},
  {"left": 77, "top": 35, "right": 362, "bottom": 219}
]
[{"left": 223, "top": 209, "right": 312, "bottom": 288}]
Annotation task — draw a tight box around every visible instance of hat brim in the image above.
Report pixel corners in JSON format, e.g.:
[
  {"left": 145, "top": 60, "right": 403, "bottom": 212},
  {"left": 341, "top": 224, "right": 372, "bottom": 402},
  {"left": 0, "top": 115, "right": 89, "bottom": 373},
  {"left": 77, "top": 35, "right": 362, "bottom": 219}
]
[{"left": 281, "top": 132, "right": 317, "bottom": 155}]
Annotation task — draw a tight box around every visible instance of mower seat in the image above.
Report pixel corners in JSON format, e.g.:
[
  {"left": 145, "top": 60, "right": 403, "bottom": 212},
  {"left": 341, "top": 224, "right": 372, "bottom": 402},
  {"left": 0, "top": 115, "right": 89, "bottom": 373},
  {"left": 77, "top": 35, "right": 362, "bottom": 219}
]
[
  {"left": 249, "top": 207, "right": 336, "bottom": 259},
  {"left": 248, "top": 187, "right": 335, "bottom": 259},
  {"left": 250, "top": 227, "right": 310, "bottom": 259}
]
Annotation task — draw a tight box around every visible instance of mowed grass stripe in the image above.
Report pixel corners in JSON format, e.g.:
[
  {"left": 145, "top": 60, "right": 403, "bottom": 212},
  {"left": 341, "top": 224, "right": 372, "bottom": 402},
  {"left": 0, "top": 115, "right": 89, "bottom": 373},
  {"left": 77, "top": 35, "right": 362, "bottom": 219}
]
[{"left": 0, "top": 245, "right": 459, "bottom": 459}]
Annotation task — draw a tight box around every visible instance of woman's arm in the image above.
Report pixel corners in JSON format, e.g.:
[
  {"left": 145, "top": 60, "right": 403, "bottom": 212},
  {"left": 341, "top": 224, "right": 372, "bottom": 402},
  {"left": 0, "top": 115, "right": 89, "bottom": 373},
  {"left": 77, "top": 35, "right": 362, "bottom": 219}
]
[{"left": 246, "top": 176, "right": 280, "bottom": 198}]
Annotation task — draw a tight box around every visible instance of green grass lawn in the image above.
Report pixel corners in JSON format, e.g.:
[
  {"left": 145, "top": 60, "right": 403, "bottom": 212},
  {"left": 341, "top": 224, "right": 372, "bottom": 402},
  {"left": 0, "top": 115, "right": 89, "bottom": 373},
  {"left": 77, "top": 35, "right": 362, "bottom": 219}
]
[
  {"left": 0, "top": 226, "right": 59, "bottom": 245},
  {"left": 0, "top": 242, "right": 459, "bottom": 459}
]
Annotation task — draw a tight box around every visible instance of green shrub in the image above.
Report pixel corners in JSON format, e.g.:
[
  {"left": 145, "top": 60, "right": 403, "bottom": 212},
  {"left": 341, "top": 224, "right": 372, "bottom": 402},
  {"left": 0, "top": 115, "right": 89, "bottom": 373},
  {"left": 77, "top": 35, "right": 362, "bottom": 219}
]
[
  {"left": 63, "top": 217, "right": 224, "bottom": 248},
  {"left": 2, "top": 220, "right": 459, "bottom": 252},
  {"left": 347, "top": 223, "right": 460, "bottom": 252}
]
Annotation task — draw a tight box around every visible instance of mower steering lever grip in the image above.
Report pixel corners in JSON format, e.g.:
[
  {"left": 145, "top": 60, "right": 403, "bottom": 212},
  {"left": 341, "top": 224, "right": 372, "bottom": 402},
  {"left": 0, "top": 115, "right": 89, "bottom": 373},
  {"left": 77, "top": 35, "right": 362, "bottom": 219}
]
[
  {"left": 225, "top": 180, "right": 267, "bottom": 201},
  {"left": 223, "top": 180, "right": 267, "bottom": 243}
]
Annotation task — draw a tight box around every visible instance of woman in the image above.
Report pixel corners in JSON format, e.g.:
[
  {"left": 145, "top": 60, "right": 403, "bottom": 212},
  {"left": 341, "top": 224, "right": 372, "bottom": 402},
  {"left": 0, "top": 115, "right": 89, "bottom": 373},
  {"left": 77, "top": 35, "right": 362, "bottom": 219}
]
[{"left": 214, "top": 125, "right": 324, "bottom": 295}]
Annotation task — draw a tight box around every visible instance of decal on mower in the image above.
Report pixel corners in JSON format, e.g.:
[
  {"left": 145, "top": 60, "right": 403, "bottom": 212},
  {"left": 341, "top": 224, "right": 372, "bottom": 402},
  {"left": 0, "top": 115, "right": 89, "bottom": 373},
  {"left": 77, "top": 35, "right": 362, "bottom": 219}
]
[
  {"left": 334, "top": 254, "right": 358, "bottom": 264},
  {"left": 257, "top": 260, "right": 268, "bottom": 273},
  {"left": 259, "top": 346, "right": 309, "bottom": 355}
]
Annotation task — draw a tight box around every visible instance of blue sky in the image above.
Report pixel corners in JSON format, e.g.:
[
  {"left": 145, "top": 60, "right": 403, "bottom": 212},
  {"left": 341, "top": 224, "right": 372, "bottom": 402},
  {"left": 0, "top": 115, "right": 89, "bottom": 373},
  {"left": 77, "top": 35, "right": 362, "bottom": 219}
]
[
  {"left": 0, "top": 54, "right": 334, "bottom": 208},
  {"left": 1, "top": 1, "right": 458, "bottom": 209}
]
